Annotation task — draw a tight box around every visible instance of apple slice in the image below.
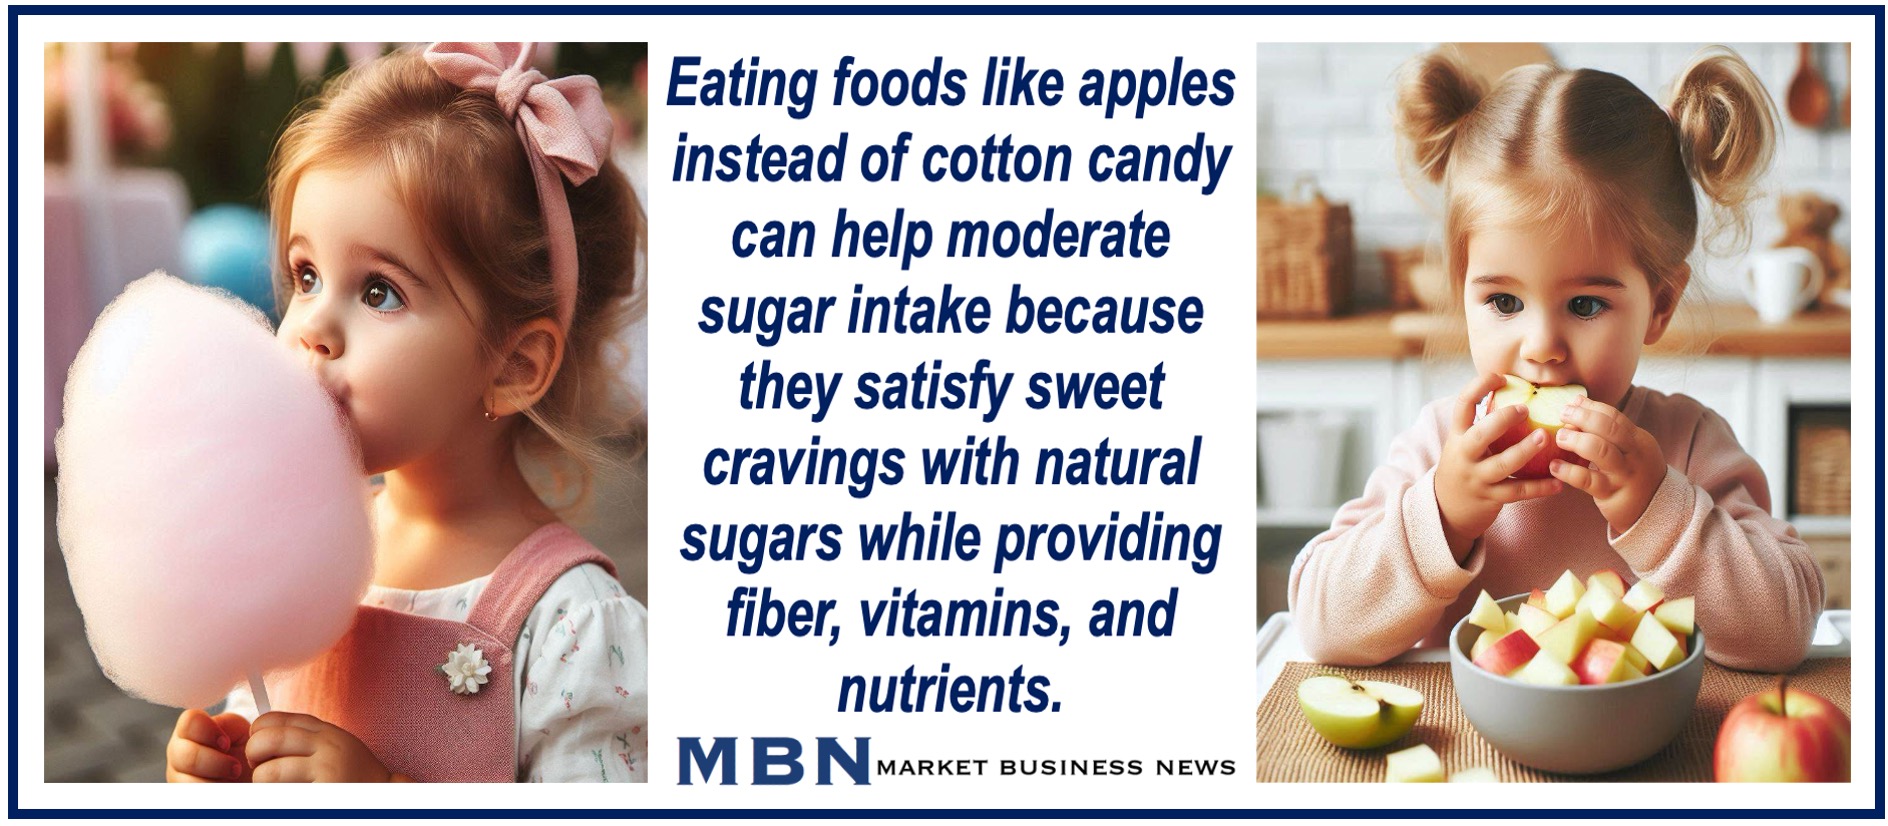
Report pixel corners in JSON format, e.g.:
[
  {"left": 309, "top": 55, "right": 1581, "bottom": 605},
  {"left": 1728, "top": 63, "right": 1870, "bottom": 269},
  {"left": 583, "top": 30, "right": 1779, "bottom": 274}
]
[
  {"left": 1631, "top": 613, "right": 1687, "bottom": 671},
  {"left": 1515, "top": 603, "right": 1557, "bottom": 638},
  {"left": 1536, "top": 610, "right": 1600, "bottom": 665},
  {"left": 1448, "top": 766, "right": 1499, "bottom": 783},
  {"left": 1574, "top": 639, "right": 1643, "bottom": 685},
  {"left": 1582, "top": 582, "right": 1639, "bottom": 632},
  {"left": 1525, "top": 589, "right": 1549, "bottom": 611},
  {"left": 1512, "top": 651, "right": 1580, "bottom": 685},
  {"left": 1465, "top": 590, "right": 1506, "bottom": 632},
  {"left": 1469, "top": 627, "right": 1500, "bottom": 661},
  {"left": 1385, "top": 743, "right": 1444, "bottom": 782},
  {"left": 1586, "top": 569, "right": 1627, "bottom": 599},
  {"left": 1473, "top": 628, "right": 1541, "bottom": 676},
  {"left": 1653, "top": 596, "right": 1695, "bottom": 636},
  {"left": 1544, "top": 570, "right": 1586, "bottom": 619},
  {"left": 1485, "top": 375, "right": 1587, "bottom": 479},
  {"left": 1620, "top": 640, "right": 1652, "bottom": 674},
  {"left": 1622, "top": 579, "right": 1665, "bottom": 613},
  {"left": 1297, "top": 675, "right": 1425, "bottom": 749}
]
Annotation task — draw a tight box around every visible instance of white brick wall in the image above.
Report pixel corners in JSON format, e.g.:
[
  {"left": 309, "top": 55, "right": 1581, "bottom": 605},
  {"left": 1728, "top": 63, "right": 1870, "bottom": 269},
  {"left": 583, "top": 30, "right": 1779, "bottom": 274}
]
[{"left": 1256, "top": 42, "right": 1856, "bottom": 307}]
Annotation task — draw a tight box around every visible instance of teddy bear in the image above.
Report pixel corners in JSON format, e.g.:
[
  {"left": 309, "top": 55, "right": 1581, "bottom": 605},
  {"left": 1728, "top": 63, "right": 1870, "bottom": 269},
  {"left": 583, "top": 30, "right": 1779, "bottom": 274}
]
[{"left": 1774, "top": 192, "right": 1850, "bottom": 309}]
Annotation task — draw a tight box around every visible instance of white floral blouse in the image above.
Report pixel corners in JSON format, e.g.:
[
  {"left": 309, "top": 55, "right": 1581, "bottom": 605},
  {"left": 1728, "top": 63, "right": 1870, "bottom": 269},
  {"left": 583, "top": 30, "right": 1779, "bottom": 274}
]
[{"left": 223, "top": 563, "right": 649, "bottom": 782}]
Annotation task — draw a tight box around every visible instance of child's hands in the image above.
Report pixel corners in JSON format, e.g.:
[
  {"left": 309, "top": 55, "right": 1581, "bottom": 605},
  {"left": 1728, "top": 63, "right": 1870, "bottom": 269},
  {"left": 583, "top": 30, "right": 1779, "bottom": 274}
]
[
  {"left": 245, "top": 712, "right": 408, "bottom": 782},
  {"left": 166, "top": 708, "right": 251, "bottom": 782},
  {"left": 1435, "top": 373, "right": 1565, "bottom": 560},
  {"left": 1550, "top": 396, "right": 1667, "bottom": 534}
]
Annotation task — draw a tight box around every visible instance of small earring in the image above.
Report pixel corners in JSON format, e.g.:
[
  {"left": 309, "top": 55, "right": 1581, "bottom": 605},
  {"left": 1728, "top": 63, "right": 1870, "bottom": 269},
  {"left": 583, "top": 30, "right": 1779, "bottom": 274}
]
[{"left": 484, "top": 409, "right": 498, "bottom": 422}]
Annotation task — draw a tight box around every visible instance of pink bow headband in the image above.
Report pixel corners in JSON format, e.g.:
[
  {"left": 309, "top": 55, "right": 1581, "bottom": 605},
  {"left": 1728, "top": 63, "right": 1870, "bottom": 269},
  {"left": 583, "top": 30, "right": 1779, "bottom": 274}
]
[{"left": 423, "top": 42, "right": 613, "bottom": 328}]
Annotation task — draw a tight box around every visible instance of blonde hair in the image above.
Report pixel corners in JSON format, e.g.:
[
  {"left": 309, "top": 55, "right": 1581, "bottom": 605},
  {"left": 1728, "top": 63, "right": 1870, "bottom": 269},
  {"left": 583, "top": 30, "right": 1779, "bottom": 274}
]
[
  {"left": 1395, "top": 46, "right": 1776, "bottom": 308},
  {"left": 267, "top": 48, "right": 645, "bottom": 509}
]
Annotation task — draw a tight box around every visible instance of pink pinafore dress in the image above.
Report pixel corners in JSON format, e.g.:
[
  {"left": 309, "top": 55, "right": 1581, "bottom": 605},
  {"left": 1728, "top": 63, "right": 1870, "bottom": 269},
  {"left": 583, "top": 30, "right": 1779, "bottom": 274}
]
[{"left": 267, "top": 523, "right": 614, "bottom": 782}]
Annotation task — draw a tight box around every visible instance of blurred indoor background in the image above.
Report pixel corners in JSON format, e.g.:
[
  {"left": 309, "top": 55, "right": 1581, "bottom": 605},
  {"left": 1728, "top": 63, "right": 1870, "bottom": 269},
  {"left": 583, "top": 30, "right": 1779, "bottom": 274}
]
[
  {"left": 42, "top": 42, "right": 648, "bottom": 782},
  {"left": 1254, "top": 43, "right": 1853, "bottom": 625}
]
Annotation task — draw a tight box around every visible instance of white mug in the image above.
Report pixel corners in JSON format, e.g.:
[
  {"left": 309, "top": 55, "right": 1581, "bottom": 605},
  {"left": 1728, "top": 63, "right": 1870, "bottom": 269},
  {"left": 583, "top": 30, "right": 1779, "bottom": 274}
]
[{"left": 1743, "top": 247, "right": 1825, "bottom": 324}]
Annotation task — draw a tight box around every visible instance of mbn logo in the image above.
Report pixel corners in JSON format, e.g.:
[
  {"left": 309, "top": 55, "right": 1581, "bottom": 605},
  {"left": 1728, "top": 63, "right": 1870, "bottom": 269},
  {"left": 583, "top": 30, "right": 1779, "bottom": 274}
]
[{"left": 678, "top": 737, "right": 871, "bottom": 785}]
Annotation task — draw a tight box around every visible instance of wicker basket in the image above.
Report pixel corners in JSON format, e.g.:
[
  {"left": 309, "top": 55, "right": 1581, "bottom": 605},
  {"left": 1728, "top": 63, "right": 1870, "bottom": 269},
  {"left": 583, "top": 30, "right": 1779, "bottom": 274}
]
[
  {"left": 1257, "top": 182, "right": 1352, "bottom": 317},
  {"left": 1793, "top": 418, "right": 1850, "bottom": 515}
]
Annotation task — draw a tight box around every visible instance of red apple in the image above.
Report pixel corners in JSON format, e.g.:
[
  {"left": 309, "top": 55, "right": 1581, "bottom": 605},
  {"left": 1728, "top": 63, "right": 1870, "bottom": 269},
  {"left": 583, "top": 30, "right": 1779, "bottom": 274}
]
[
  {"left": 1715, "top": 679, "right": 1850, "bottom": 782},
  {"left": 1483, "top": 375, "right": 1587, "bottom": 479}
]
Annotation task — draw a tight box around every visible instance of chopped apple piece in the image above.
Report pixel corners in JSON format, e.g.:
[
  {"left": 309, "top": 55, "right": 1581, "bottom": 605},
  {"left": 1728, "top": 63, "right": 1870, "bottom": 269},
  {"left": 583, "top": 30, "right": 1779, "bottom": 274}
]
[
  {"left": 1573, "top": 639, "right": 1643, "bottom": 684},
  {"left": 1622, "top": 579, "right": 1665, "bottom": 613},
  {"left": 1526, "top": 589, "right": 1549, "bottom": 611},
  {"left": 1472, "top": 628, "right": 1540, "bottom": 676},
  {"left": 1386, "top": 743, "right": 1444, "bottom": 783},
  {"left": 1652, "top": 596, "right": 1695, "bottom": 636},
  {"left": 1515, "top": 603, "right": 1557, "bottom": 637},
  {"left": 1582, "top": 582, "right": 1639, "bottom": 631},
  {"left": 1620, "top": 641, "right": 1651, "bottom": 674},
  {"left": 1469, "top": 627, "right": 1499, "bottom": 661},
  {"left": 1448, "top": 766, "right": 1499, "bottom": 783},
  {"left": 1586, "top": 569, "right": 1627, "bottom": 599},
  {"left": 1536, "top": 611, "right": 1600, "bottom": 665},
  {"left": 1512, "top": 651, "right": 1580, "bottom": 685},
  {"left": 1466, "top": 590, "right": 1507, "bottom": 632},
  {"left": 1631, "top": 613, "right": 1686, "bottom": 671},
  {"left": 1544, "top": 570, "right": 1585, "bottom": 619}
]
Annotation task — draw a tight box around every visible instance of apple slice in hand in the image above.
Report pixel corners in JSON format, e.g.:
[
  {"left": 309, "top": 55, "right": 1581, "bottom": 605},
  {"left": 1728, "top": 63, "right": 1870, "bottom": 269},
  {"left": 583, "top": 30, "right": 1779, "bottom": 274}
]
[
  {"left": 1485, "top": 375, "right": 1587, "bottom": 479},
  {"left": 1297, "top": 675, "right": 1425, "bottom": 749}
]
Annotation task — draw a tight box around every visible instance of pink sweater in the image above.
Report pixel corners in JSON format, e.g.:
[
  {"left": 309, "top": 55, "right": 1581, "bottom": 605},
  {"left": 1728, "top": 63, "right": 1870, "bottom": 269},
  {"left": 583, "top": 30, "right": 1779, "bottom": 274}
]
[{"left": 1289, "top": 386, "right": 1823, "bottom": 673}]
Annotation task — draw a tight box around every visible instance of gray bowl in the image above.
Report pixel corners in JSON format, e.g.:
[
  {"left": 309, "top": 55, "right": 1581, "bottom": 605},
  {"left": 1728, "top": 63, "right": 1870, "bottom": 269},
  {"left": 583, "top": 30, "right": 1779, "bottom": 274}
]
[{"left": 1449, "top": 593, "right": 1704, "bottom": 774}]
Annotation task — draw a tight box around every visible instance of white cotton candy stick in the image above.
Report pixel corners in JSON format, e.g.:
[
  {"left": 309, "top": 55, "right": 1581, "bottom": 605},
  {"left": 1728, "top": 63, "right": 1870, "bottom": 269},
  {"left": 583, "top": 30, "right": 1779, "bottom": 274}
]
[{"left": 56, "top": 273, "right": 373, "bottom": 710}]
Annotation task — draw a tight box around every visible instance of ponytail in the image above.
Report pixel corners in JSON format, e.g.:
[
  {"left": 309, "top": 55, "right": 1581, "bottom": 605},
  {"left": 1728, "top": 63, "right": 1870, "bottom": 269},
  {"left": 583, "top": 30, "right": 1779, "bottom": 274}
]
[
  {"left": 1668, "top": 46, "right": 1778, "bottom": 255},
  {"left": 1394, "top": 49, "right": 1486, "bottom": 185}
]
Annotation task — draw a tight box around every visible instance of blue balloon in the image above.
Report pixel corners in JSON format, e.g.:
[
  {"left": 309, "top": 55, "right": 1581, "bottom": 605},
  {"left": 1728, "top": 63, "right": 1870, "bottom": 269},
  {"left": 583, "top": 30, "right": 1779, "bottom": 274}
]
[{"left": 181, "top": 204, "right": 275, "bottom": 315}]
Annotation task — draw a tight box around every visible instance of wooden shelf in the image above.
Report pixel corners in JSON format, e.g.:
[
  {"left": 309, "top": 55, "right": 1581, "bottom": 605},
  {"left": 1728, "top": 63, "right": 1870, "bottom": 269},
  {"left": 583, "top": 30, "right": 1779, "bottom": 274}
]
[
  {"left": 1256, "top": 310, "right": 1422, "bottom": 359},
  {"left": 1259, "top": 305, "right": 1851, "bottom": 360}
]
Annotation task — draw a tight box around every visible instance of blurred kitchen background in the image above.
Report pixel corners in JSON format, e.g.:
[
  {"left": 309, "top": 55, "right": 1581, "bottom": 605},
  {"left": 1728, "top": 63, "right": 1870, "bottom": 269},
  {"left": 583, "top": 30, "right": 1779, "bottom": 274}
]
[
  {"left": 1254, "top": 43, "right": 1854, "bottom": 624},
  {"left": 41, "top": 42, "right": 648, "bottom": 782}
]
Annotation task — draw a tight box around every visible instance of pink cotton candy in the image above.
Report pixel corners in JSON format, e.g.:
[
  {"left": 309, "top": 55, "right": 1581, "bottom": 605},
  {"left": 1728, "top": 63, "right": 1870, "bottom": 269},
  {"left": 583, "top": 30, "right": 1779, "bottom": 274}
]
[{"left": 56, "top": 273, "right": 373, "bottom": 709}]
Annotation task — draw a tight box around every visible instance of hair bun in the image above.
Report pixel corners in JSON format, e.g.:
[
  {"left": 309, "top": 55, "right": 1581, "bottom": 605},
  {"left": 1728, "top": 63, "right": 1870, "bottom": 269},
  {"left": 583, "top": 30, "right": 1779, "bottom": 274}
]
[
  {"left": 1395, "top": 49, "right": 1486, "bottom": 184},
  {"left": 1668, "top": 46, "right": 1778, "bottom": 251}
]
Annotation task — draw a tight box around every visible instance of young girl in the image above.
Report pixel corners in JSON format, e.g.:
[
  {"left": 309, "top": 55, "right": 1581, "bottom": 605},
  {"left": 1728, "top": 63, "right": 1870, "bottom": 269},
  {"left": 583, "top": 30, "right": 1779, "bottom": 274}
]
[
  {"left": 162, "top": 43, "right": 648, "bottom": 782},
  {"left": 1289, "top": 47, "right": 1823, "bottom": 673}
]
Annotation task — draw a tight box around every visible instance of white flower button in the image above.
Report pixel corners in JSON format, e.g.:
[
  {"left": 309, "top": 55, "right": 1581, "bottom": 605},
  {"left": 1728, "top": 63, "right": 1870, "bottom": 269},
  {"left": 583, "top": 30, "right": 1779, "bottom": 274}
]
[{"left": 441, "top": 643, "right": 492, "bottom": 695}]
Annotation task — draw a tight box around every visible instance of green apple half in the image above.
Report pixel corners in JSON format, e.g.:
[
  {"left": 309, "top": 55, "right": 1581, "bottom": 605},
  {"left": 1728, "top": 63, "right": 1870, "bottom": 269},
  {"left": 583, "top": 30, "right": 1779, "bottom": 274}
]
[{"left": 1297, "top": 675, "right": 1424, "bottom": 749}]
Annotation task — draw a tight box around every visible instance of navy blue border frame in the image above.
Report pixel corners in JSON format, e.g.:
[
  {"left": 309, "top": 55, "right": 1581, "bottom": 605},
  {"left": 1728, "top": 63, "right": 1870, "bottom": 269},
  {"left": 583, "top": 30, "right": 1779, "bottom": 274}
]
[{"left": 9, "top": 4, "right": 1884, "bottom": 818}]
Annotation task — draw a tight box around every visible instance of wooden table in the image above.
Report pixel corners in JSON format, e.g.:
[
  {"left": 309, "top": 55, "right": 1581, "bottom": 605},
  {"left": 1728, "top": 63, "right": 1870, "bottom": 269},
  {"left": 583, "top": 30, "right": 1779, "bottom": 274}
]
[{"left": 1256, "top": 610, "right": 1851, "bottom": 700}]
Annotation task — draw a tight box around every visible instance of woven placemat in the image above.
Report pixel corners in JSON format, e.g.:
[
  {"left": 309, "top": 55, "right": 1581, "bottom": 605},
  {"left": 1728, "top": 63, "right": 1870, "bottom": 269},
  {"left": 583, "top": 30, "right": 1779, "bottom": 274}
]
[{"left": 1255, "top": 659, "right": 1849, "bottom": 782}]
